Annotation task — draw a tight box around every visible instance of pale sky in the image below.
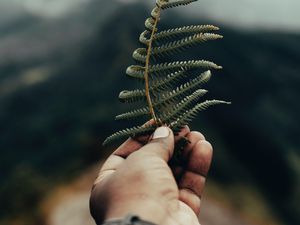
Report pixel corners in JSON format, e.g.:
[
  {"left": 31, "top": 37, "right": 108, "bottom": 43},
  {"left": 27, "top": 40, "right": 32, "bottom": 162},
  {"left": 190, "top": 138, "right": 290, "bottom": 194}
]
[
  {"left": 178, "top": 0, "right": 300, "bottom": 32},
  {"left": 0, "top": 0, "right": 92, "bottom": 19},
  {"left": 145, "top": 0, "right": 300, "bottom": 32},
  {"left": 0, "top": 0, "right": 299, "bottom": 32}
]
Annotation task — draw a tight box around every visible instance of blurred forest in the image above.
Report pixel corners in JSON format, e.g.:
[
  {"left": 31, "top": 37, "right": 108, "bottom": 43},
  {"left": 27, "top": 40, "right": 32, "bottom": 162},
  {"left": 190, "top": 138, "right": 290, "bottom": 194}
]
[{"left": 0, "top": 0, "right": 299, "bottom": 225}]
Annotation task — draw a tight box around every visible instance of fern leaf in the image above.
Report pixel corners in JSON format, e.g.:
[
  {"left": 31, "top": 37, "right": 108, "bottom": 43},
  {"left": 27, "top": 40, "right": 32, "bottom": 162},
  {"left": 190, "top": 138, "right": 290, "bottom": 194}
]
[
  {"left": 116, "top": 107, "right": 150, "bottom": 121},
  {"left": 158, "top": 0, "right": 198, "bottom": 9},
  {"left": 103, "top": 0, "right": 229, "bottom": 146},
  {"left": 126, "top": 65, "right": 145, "bottom": 80},
  {"left": 141, "top": 25, "right": 220, "bottom": 45},
  {"left": 145, "top": 17, "right": 157, "bottom": 31},
  {"left": 171, "top": 100, "right": 231, "bottom": 132},
  {"left": 154, "top": 25, "right": 220, "bottom": 41},
  {"left": 151, "top": 6, "right": 160, "bottom": 18},
  {"left": 119, "top": 89, "right": 146, "bottom": 103},
  {"left": 153, "top": 70, "right": 211, "bottom": 106},
  {"left": 139, "top": 30, "right": 150, "bottom": 45},
  {"left": 116, "top": 84, "right": 206, "bottom": 120},
  {"left": 133, "top": 48, "right": 147, "bottom": 63},
  {"left": 159, "top": 89, "right": 208, "bottom": 123},
  {"left": 149, "top": 60, "right": 222, "bottom": 75},
  {"left": 152, "top": 33, "right": 223, "bottom": 57},
  {"left": 150, "top": 68, "right": 187, "bottom": 91},
  {"left": 103, "top": 125, "right": 156, "bottom": 146}
]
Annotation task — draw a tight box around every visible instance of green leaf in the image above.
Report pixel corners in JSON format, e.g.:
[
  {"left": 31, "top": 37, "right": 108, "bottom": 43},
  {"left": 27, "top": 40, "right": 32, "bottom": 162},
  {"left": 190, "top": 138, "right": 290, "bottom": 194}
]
[
  {"left": 154, "top": 25, "right": 220, "bottom": 41},
  {"left": 149, "top": 60, "right": 222, "bottom": 75},
  {"left": 132, "top": 48, "right": 147, "bottom": 63},
  {"left": 159, "top": 89, "right": 208, "bottom": 123},
  {"left": 103, "top": 0, "right": 230, "bottom": 146},
  {"left": 153, "top": 70, "right": 211, "bottom": 106},
  {"left": 119, "top": 89, "right": 146, "bottom": 103},
  {"left": 140, "top": 25, "right": 220, "bottom": 45},
  {"left": 103, "top": 125, "right": 156, "bottom": 146},
  {"left": 116, "top": 107, "right": 150, "bottom": 121},
  {"left": 152, "top": 33, "right": 223, "bottom": 57},
  {"left": 116, "top": 70, "right": 208, "bottom": 121},
  {"left": 150, "top": 68, "right": 187, "bottom": 91},
  {"left": 171, "top": 100, "right": 231, "bottom": 132},
  {"left": 126, "top": 65, "right": 145, "bottom": 80},
  {"left": 151, "top": 6, "right": 160, "bottom": 18},
  {"left": 158, "top": 0, "right": 198, "bottom": 10},
  {"left": 145, "top": 17, "right": 157, "bottom": 31},
  {"left": 139, "top": 30, "right": 150, "bottom": 45}
]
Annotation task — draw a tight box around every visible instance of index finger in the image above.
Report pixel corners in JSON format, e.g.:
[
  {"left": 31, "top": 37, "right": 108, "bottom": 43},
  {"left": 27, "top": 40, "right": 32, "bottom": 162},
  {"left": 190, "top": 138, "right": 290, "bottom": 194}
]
[
  {"left": 94, "top": 134, "right": 150, "bottom": 185},
  {"left": 112, "top": 119, "right": 155, "bottom": 158}
]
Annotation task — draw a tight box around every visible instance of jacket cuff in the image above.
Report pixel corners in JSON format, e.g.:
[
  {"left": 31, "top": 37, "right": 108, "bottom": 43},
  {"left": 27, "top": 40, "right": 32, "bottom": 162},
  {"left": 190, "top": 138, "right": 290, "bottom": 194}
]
[{"left": 101, "top": 214, "right": 158, "bottom": 225}]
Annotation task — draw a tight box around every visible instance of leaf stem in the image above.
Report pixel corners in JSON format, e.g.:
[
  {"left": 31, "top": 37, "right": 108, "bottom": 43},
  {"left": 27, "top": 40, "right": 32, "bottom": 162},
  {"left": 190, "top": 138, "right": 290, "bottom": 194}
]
[{"left": 144, "top": 7, "right": 161, "bottom": 125}]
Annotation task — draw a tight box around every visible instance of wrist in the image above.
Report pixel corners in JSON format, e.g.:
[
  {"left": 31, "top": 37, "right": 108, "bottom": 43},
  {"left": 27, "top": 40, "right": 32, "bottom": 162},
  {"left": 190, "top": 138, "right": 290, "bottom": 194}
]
[
  {"left": 101, "top": 215, "right": 158, "bottom": 225},
  {"left": 103, "top": 195, "right": 169, "bottom": 225}
]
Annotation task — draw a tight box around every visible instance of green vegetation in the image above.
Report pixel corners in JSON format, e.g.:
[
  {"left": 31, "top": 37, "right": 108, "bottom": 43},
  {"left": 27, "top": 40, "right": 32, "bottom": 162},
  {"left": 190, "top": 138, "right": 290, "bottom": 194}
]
[{"left": 104, "top": 0, "right": 229, "bottom": 145}]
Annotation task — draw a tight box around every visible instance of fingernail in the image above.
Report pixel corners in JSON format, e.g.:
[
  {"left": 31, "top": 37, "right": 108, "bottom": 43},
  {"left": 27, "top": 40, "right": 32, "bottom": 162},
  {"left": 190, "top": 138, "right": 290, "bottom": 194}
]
[{"left": 153, "top": 127, "right": 170, "bottom": 139}]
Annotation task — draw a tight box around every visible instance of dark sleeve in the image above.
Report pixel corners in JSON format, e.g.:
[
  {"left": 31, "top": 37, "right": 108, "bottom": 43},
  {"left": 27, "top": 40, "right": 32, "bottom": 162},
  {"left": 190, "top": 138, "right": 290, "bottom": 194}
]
[{"left": 101, "top": 214, "right": 158, "bottom": 225}]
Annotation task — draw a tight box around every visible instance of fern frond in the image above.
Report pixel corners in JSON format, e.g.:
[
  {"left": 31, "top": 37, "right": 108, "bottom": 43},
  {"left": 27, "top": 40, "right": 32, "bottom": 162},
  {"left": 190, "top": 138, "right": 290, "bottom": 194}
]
[
  {"left": 171, "top": 100, "right": 231, "bottom": 132},
  {"left": 145, "top": 17, "right": 157, "bottom": 31},
  {"left": 103, "top": 0, "right": 229, "bottom": 146},
  {"left": 150, "top": 68, "right": 187, "bottom": 91},
  {"left": 139, "top": 30, "right": 150, "bottom": 45},
  {"left": 158, "top": 0, "right": 198, "bottom": 9},
  {"left": 133, "top": 48, "right": 147, "bottom": 63},
  {"left": 126, "top": 65, "right": 145, "bottom": 80},
  {"left": 151, "top": 6, "right": 160, "bottom": 18},
  {"left": 103, "top": 125, "right": 156, "bottom": 146},
  {"left": 116, "top": 107, "right": 150, "bottom": 121},
  {"left": 140, "top": 25, "right": 220, "bottom": 45},
  {"left": 154, "top": 25, "right": 219, "bottom": 41},
  {"left": 119, "top": 89, "right": 146, "bottom": 103},
  {"left": 152, "top": 33, "right": 223, "bottom": 57},
  {"left": 115, "top": 89, "right": 207, "bottom": 123},
  {"left": 153, "top": 70, "right": 211, "bottom": 106},
  {"left": 150, "top": 60, "right": 222, "bottom": 75},
  {"left": 159, "top": 89, "right": 208, "bottom": 123}
]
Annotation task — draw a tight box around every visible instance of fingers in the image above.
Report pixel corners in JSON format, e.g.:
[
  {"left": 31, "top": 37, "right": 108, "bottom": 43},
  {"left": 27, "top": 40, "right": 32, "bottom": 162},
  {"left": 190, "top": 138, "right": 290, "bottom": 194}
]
[
  {"left": 186, "top": 140, "right": 213, "bottom": 177},
  {"left": 179, "top": 188, "right": 201, "bottom": 215},
  {"left": 138, "top": 126, "right": 175, "bottom": 162},
  {"left": 95, "top": 131, "right": 150, "bottom": 183},
  {"left": 95, "top": 123, "right": 182, "bottom": 185},
  {"left": 112, "top": 119, "right": 156, "bottom": 158},
  {"left": 94, "top": 135, "right": 149, "bottom": 185},
  {"left": 174, "top": 125, "right": 190, "bottom": 142},
  {"left": 182, "top": 131, "right": 206, "bottom": 157},
  {"left": 113, "top": 124, "right": 189, "bottom": 158},
  {"left": 95, "top": 126, "right": 176, "bottom": 185},
  {"left": 178, "top": 139, "right": 213, "bottom": 215},
  {"left": 113, "top": 136, "right": 148, "bottom": 158},
  {"left": 172, "top": 131, "right": 205, "bottom": 178}
]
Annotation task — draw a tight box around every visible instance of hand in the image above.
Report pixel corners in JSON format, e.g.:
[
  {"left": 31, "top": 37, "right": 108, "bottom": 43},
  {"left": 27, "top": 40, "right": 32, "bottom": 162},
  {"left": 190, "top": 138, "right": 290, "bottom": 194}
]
[{"left": 90, "top": 126, "right": 213, "bottom": 225}]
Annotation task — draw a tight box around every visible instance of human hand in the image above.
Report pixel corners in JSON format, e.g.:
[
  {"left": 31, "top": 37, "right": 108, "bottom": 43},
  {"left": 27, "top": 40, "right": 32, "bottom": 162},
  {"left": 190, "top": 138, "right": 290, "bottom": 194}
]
[{"left": 90, "top": 126, "right": 213, "bottom": 225}]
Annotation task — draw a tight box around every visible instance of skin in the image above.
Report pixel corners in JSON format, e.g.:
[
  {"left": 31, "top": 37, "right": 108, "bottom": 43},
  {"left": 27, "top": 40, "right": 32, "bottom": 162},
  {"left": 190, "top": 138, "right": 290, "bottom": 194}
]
[{"left": 90, "top": 126, "right": 213, "bottom": 225}]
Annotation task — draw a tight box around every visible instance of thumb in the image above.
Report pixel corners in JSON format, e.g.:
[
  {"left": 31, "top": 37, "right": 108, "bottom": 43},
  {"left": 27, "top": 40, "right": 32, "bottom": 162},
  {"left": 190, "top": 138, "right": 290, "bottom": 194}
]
[{"left": 139, "top": 126, "right": 175, "bottom": 162}]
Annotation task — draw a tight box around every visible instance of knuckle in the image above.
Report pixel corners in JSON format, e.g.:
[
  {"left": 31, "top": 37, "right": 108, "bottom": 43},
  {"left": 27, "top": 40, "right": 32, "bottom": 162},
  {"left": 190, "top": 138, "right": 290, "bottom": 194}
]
[
  {"left": 190, "top": 131, "right": 206, "bottom": 140},
  {"left": 200, "top": 140, "right": 213, "bottom": 152}
]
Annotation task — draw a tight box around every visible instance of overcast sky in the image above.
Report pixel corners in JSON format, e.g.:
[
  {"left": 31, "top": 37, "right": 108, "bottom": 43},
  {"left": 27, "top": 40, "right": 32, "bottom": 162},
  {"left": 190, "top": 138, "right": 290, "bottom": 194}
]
[
  {"left": 0, "top": 0, "right": 299, "bottom": 32},
  {"left": 178, "top": 0, "right": 300, "bottom": 32},
  {"left": 145, "top": 0, "right": 300, "bottom": 32},
  {"left": 0, "top": 0, "right": 91, "bottom": 20}
]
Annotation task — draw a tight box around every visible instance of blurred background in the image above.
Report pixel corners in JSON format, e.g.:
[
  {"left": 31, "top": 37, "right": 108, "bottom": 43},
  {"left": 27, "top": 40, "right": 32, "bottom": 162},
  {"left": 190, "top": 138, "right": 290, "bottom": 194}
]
[{"left": 0, "top": 0, "right": 299, "bottom": 225}]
